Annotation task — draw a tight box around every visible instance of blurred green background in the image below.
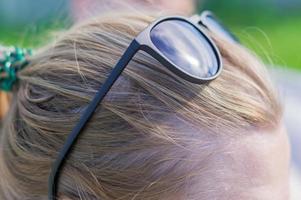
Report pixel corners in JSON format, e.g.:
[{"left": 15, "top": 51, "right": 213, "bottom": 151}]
[
  {"left": 200, "top": 0, "right": 301, "bottom": 71},
  {"left": 0, "top": 0, "right": 300, "bottom": 70}
]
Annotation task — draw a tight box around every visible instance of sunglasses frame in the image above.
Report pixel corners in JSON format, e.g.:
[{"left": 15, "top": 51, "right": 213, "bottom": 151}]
[
  {"left": 48, "top": 14, "right": 224, "bottom": 200},
  {"left": 191, "top": 10, "right": 240, "bottom": 43}
]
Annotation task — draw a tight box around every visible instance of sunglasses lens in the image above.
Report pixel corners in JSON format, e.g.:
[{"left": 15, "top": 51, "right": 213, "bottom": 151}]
[{"left": 150, "top": 19, "right": 220, "bottom": 79}]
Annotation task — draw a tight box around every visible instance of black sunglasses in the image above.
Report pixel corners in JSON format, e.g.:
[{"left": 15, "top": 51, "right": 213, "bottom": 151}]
[{"left": 48, "top": 11, "right": 238, "bottom": 200}]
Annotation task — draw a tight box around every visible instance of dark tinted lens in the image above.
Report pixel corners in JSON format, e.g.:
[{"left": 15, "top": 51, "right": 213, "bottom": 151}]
[
  {"left": 150, "top": 19, "right": 219, "bottom": 79},
  {"left": 203, "top": 15, "right": 239, "bottom": 43}
]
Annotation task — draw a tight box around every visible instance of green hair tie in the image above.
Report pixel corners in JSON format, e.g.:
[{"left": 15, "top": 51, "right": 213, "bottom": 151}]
[{"left": 0, "top": 47, "right": 32, "bottom": 92}]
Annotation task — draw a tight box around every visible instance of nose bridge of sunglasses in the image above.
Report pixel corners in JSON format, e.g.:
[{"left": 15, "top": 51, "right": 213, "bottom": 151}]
[
  {"left": 198, "top": 11, "right": 240, "bottom": 43},
  {"left": 189, "top": 14, "right": 202, "bottom": 24}
]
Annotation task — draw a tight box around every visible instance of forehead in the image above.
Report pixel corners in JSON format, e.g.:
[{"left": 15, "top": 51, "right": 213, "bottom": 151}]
[
  {"left": 168, "top": 116, "right": 290, "bottom": 199},
  {"left": 212, "top": 124, "right": 290, "bottom": 199}
]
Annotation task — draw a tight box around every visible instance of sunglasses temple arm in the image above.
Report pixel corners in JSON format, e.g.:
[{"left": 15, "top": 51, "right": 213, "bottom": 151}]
[{"left": 48, "top": 39, "right": 140, "bottom": 200}]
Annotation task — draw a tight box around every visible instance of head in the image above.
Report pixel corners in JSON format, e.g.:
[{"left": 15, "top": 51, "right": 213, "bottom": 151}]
[{"left": 0, "top": 12, "right": 290, "bottom": 199}]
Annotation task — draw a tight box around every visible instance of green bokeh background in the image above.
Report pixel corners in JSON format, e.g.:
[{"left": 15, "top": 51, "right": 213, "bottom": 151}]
[
  {"left": 0, "top": 0, "right": 300, "bottom": 70},
  {"left": 200, "top": 0, "right": 301, "bottom": 70}
]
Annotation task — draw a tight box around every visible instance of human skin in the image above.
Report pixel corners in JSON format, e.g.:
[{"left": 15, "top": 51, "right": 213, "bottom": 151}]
[
  {"left": 71, "top": 0, "right": 196, "bottom": 21},
  {"left": 166, "top": 123, "right": 290, "bottom": 200},
  {"left": 0, "top": 92, "right": 9, "bottom": 119},
  {"left": 152, "top": 0, "right": 196, "bottom": 14},
  {"left": 222, "top": 124, "right": 290, "bottom": 199}
]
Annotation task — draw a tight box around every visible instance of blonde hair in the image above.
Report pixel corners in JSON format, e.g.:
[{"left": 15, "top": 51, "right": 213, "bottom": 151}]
[{"left": 0, "top": 12, "right": 282, "bottom": 199}]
